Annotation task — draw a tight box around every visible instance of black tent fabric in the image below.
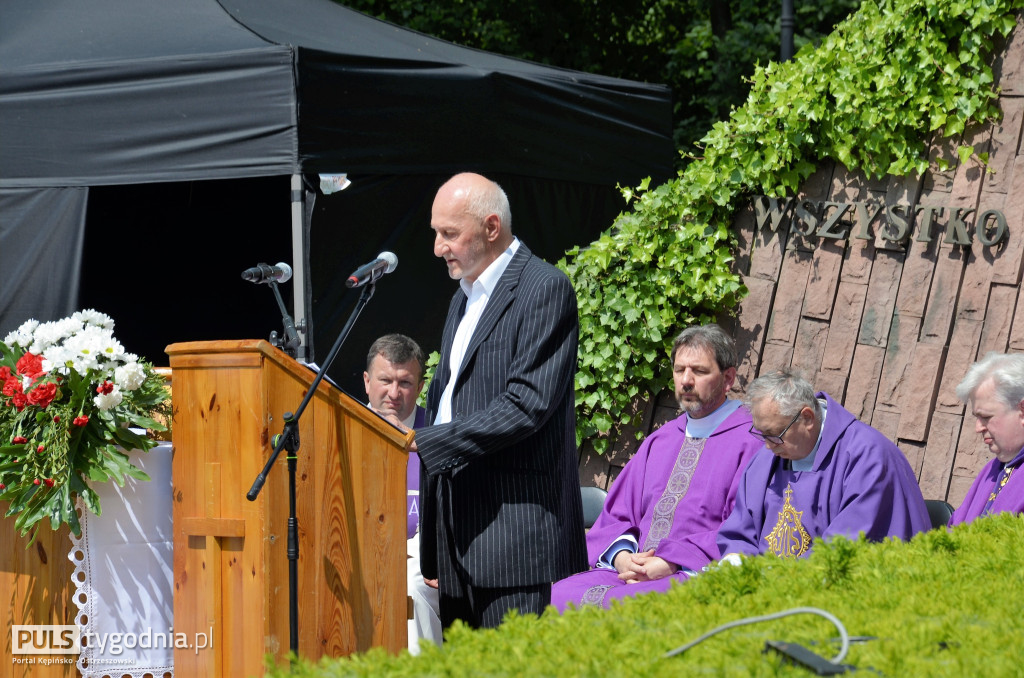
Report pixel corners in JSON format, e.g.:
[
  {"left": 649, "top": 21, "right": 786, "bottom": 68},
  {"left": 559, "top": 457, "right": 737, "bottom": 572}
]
[
  {"left": 0, "top": 0, "right": 673, "bottom": 396},
  {"left": 0, "top": 1, "right": 298, "bottom": 187},
  {"left": 0, "top": 0, "right": 671, "bottom": 187},
  {"left": 0, "top": 188, "right": 87, "bottom": 331}
]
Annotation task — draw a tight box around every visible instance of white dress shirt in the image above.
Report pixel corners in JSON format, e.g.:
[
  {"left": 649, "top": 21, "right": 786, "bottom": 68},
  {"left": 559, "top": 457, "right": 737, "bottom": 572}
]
[{"left": 435, "top": 238, "right": 520, "bottom": 425}]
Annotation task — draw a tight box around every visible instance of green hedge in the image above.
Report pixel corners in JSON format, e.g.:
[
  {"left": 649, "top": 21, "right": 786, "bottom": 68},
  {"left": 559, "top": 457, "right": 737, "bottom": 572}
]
[{"left": 271, "top": 513, "right": 1024, "bottom": 676}]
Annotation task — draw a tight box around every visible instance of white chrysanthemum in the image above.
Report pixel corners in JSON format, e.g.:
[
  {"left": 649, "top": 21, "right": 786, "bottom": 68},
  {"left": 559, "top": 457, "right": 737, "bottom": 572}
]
[
  {"left": 69, "top": 324, "right": 126, "bottom": 365},
  {"left": 74, "top": 309, "right": 115, "bottom": 330},
  {"left": 3, "top": 319, "right": 39, "bottom": 347},
  {"left": 99, "top": 338, "right": 126, "bottom": 364},
  {"left": 57, "top": 316, "right": 85, "bottom": 336},
  {"left": 114, "top": 362, "right": 147, "bottom": 391},
  {"left": 30, "top": 317, "right": 85, "bottom": 354},
  {"left": 72, "top": 354, "right": 101, "bottom": 374},
  {"left": 61, "top": 326, "right": 114, "bottom": 373},
  {"left": 94, "top": 386, "right": 123, "bottom": 411},
  {"left": 27, "top": 322, "right": 61, "bottom": 354},
  {"left": 41, "top": 346, "right": 76, "bottom": 375}
]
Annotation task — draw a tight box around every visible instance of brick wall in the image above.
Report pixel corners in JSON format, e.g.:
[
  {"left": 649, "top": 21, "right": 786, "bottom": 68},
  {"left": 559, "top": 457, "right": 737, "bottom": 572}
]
[{"left": 580, "top": 16, "right": 1024, "bottom": 507}]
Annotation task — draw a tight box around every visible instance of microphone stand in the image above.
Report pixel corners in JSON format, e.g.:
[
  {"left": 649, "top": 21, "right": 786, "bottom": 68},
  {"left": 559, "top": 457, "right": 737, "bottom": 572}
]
[
  {"left": 246, "top": 281, "right": 378, "bottom": 662},
  {"left": 267, "top": 278, "right": 302, "bottom": 358}
]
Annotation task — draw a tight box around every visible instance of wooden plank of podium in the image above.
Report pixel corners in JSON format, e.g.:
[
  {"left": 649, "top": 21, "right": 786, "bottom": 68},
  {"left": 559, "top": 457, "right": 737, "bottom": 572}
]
[
  {"left": 167, "top": 339, "right": 412, "bottom": 675},
  {"left": 0, "top": 520, "right": 77, "bottom": 678}
]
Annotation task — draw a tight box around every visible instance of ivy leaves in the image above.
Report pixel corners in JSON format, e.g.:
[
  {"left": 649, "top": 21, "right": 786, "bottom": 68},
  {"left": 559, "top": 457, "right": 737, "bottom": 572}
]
[{"left": 561, "top": 0, "right": 1022, "bottom": 452}]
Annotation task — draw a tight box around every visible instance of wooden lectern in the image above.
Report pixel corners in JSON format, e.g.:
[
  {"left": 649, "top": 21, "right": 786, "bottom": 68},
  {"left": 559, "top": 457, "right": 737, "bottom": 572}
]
[{"left": 167, "top": 340, "right": 413, "bottom": 675}]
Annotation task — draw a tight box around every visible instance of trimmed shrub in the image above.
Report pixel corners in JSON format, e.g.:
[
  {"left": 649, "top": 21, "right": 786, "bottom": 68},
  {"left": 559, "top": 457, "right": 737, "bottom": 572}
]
[{"left": 272, "top": 513, "right": 1024, "bottom": 676}]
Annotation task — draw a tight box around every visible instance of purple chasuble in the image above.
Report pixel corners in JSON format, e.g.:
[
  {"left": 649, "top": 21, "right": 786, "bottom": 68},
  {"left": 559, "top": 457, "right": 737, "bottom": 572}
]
[
  {"left": 405, "top": 406, "right": 428, "bottom": 539},
  {"left": 717, "top": 393, "right": 930, "bottom": 559},
  {"left": 550, "top": 406, "right": 762, "bottom": 611},
  {"left": 949, "top": 446, "right": 1024, "bottom": 526}
]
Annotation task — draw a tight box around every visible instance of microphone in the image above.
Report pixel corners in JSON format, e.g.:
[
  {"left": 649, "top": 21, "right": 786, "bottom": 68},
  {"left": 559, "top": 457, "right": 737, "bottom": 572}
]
[
  {"left": 346, "top": 251, "right": 398, "bottom": 288},
  {"left": 242, "top": 262, "right": 293, "bottom": 284}
]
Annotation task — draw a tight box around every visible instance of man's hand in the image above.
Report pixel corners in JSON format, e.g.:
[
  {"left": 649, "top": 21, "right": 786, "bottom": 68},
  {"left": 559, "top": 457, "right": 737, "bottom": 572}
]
[
  {"left": 380, "top": 412, "right": 418, "bottom": 451},
  {"left": 424, "top": 577, "right": 438, "bottom": 589},
  {"left": 613, "top": 549, "right": 678, "bottom": 584}
]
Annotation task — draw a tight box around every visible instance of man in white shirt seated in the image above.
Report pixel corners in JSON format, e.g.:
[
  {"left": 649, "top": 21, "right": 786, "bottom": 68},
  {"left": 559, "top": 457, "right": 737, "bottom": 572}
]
[{"left": 362, "top": 334, "right": 439, "bottom": 654}]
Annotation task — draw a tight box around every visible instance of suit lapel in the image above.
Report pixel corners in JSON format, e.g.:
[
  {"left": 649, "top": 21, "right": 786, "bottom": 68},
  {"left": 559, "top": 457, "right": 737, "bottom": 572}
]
[
  {"left": 439, "top": 292, "right": 467, "bottom": 378},
  {"left": 457, "top": 244, "right": 530, "bottom": 378},
  {"left": 428, "top": 292, "right": 467, "bottom": 420}
]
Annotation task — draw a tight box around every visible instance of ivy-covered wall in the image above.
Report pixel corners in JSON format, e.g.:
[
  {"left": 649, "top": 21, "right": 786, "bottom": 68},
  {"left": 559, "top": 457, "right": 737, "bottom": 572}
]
[
  {"left": 726, "top": 24, "right": 1024, "bottom": 505},
  {"left": 574, "top": 1, "right": 1024, "bottom": 508}
]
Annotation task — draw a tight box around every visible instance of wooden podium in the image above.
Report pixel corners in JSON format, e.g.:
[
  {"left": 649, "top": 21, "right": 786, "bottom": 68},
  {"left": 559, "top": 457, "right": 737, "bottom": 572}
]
[{"left": 167, "top": 340, "right": 413, "bottom": 675}]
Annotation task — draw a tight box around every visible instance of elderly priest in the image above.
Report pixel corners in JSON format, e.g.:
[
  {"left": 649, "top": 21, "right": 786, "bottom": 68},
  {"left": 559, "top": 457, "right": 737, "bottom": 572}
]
[
  {"left": 949, "top": 352, "right": 1024, "bottom": 526},
  {"left": 717, "top": 370, "right": 931, "bottom": 561}
]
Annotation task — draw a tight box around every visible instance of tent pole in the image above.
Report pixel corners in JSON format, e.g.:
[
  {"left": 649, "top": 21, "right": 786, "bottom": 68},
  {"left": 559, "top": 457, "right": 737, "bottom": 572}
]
[{"left": 290, "top": 174, "right": 308, "bottom": 362}]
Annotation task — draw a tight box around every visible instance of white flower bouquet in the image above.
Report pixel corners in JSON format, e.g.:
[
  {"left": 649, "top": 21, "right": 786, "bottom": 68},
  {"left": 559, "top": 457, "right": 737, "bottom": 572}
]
[{"left": 0, "top": 310, "right": 170, "bottom": 543}]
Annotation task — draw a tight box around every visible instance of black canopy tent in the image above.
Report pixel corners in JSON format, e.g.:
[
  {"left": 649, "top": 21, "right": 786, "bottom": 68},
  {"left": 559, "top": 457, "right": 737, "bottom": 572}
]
[{"left": 0, "top": 0, "right": 672, "bottom": 395}]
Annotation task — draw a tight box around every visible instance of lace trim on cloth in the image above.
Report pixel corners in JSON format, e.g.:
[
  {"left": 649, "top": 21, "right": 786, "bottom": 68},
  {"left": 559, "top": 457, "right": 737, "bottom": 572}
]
[
  {"left": 641, "top": 436, "right": 706, "bottom": 553},
  {"left": 68, "top": 443, "right": 174, "bottom": 678}
]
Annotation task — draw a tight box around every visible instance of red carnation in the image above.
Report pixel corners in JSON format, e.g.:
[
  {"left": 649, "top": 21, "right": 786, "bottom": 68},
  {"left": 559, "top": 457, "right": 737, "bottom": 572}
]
[
  {"left": 0, "top": 366, "right": 10, "bottom": 380},
  {"left": 0, "top": 483, "right": 6, "bottom": 490},
  {"left": 53, "top": 415, "right": 60, "bottom": 422},
  {"left": 33, "top": 479, "right": 40, "bottom": 486},
  {"left": 96, "top": 381, "right": 115, "bottom": 395},
  {"left": 44, "top": 479, "right": 55, "bottom": 488},
  {"left": 12, "top": 436, "right": 27, "bottom": 444},
  {"left": 15, "top": 352, "right": 45, "bottom": 380},
  {"left": 2, "top": 377, "right": 22, "bottom": 397},
  {"left": 36, "top": 444, "right": 45, "bottom": 454},
  {"left": 27, "top": 381, "right": 57, "bottom": 408},
  {"left": 73, "top": 415, "right": 89, "bottom": 427},
  {"left": 11, "top": 393, "right": 28, "bottom": 412}
]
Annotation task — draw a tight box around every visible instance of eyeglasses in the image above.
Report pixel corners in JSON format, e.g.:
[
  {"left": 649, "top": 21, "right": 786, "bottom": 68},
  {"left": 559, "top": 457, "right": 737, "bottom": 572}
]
[{"left": 749, "top": 410, "right": 803, "bottom": 445}]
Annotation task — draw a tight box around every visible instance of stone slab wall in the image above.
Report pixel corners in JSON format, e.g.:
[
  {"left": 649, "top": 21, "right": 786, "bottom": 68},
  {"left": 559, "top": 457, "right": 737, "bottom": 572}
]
[{"left": 580, "top": 16, "right": 1024, "bottom": 507}]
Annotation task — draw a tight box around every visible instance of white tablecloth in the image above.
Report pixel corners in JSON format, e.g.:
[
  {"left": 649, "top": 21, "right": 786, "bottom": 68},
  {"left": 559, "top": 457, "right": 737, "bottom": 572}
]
[{"left": 68, "top": 443, "right": 174, "bottom": 677}]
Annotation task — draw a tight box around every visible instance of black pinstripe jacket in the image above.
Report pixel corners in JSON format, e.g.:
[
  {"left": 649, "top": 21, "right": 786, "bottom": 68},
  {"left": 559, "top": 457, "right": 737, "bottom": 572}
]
[{"left": 415, "top": 243, "right": 588, "bottom": 588}]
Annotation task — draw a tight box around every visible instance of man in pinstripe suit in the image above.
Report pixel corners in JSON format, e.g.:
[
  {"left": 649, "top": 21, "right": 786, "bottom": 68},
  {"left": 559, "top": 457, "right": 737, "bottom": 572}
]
[{"left": 408, "top": 172, "right": 587, "bottom": 630}]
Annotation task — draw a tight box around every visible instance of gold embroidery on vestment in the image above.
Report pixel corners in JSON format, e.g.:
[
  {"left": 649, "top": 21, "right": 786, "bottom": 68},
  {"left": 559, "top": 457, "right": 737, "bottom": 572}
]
[
  {"left": 765, "top": 484, "right": 811, "bottom": 558},
  {"left": 989, "top": 466, "right": 1014, "bottom": 503}
]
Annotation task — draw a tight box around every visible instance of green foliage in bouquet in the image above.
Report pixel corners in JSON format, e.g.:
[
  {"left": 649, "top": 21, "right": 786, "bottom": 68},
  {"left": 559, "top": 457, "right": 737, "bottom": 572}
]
[
  {"left": 0, "top": 310, "right": 171, "bottom": 542},
  {"left": 268, "top": 513, "right": 1024, "bottom": 677}
]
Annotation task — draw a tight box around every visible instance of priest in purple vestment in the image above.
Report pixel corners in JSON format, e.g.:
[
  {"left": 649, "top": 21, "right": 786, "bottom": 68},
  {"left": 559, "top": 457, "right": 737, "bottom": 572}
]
[
  {"left": 949, "top": 352, "right": 1024, "bottom": 526},
  {"left": 717, "top": 370, "right": 930, "bottom": 561},
  {"left": 551, "top": 324, "right": 762, "bottom": 611}
]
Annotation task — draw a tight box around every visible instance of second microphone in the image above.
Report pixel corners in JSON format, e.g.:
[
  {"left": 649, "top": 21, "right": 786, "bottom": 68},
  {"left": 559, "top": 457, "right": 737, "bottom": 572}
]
[{"left": 346, "top": 251, "right": 398, "bottom": 288}]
